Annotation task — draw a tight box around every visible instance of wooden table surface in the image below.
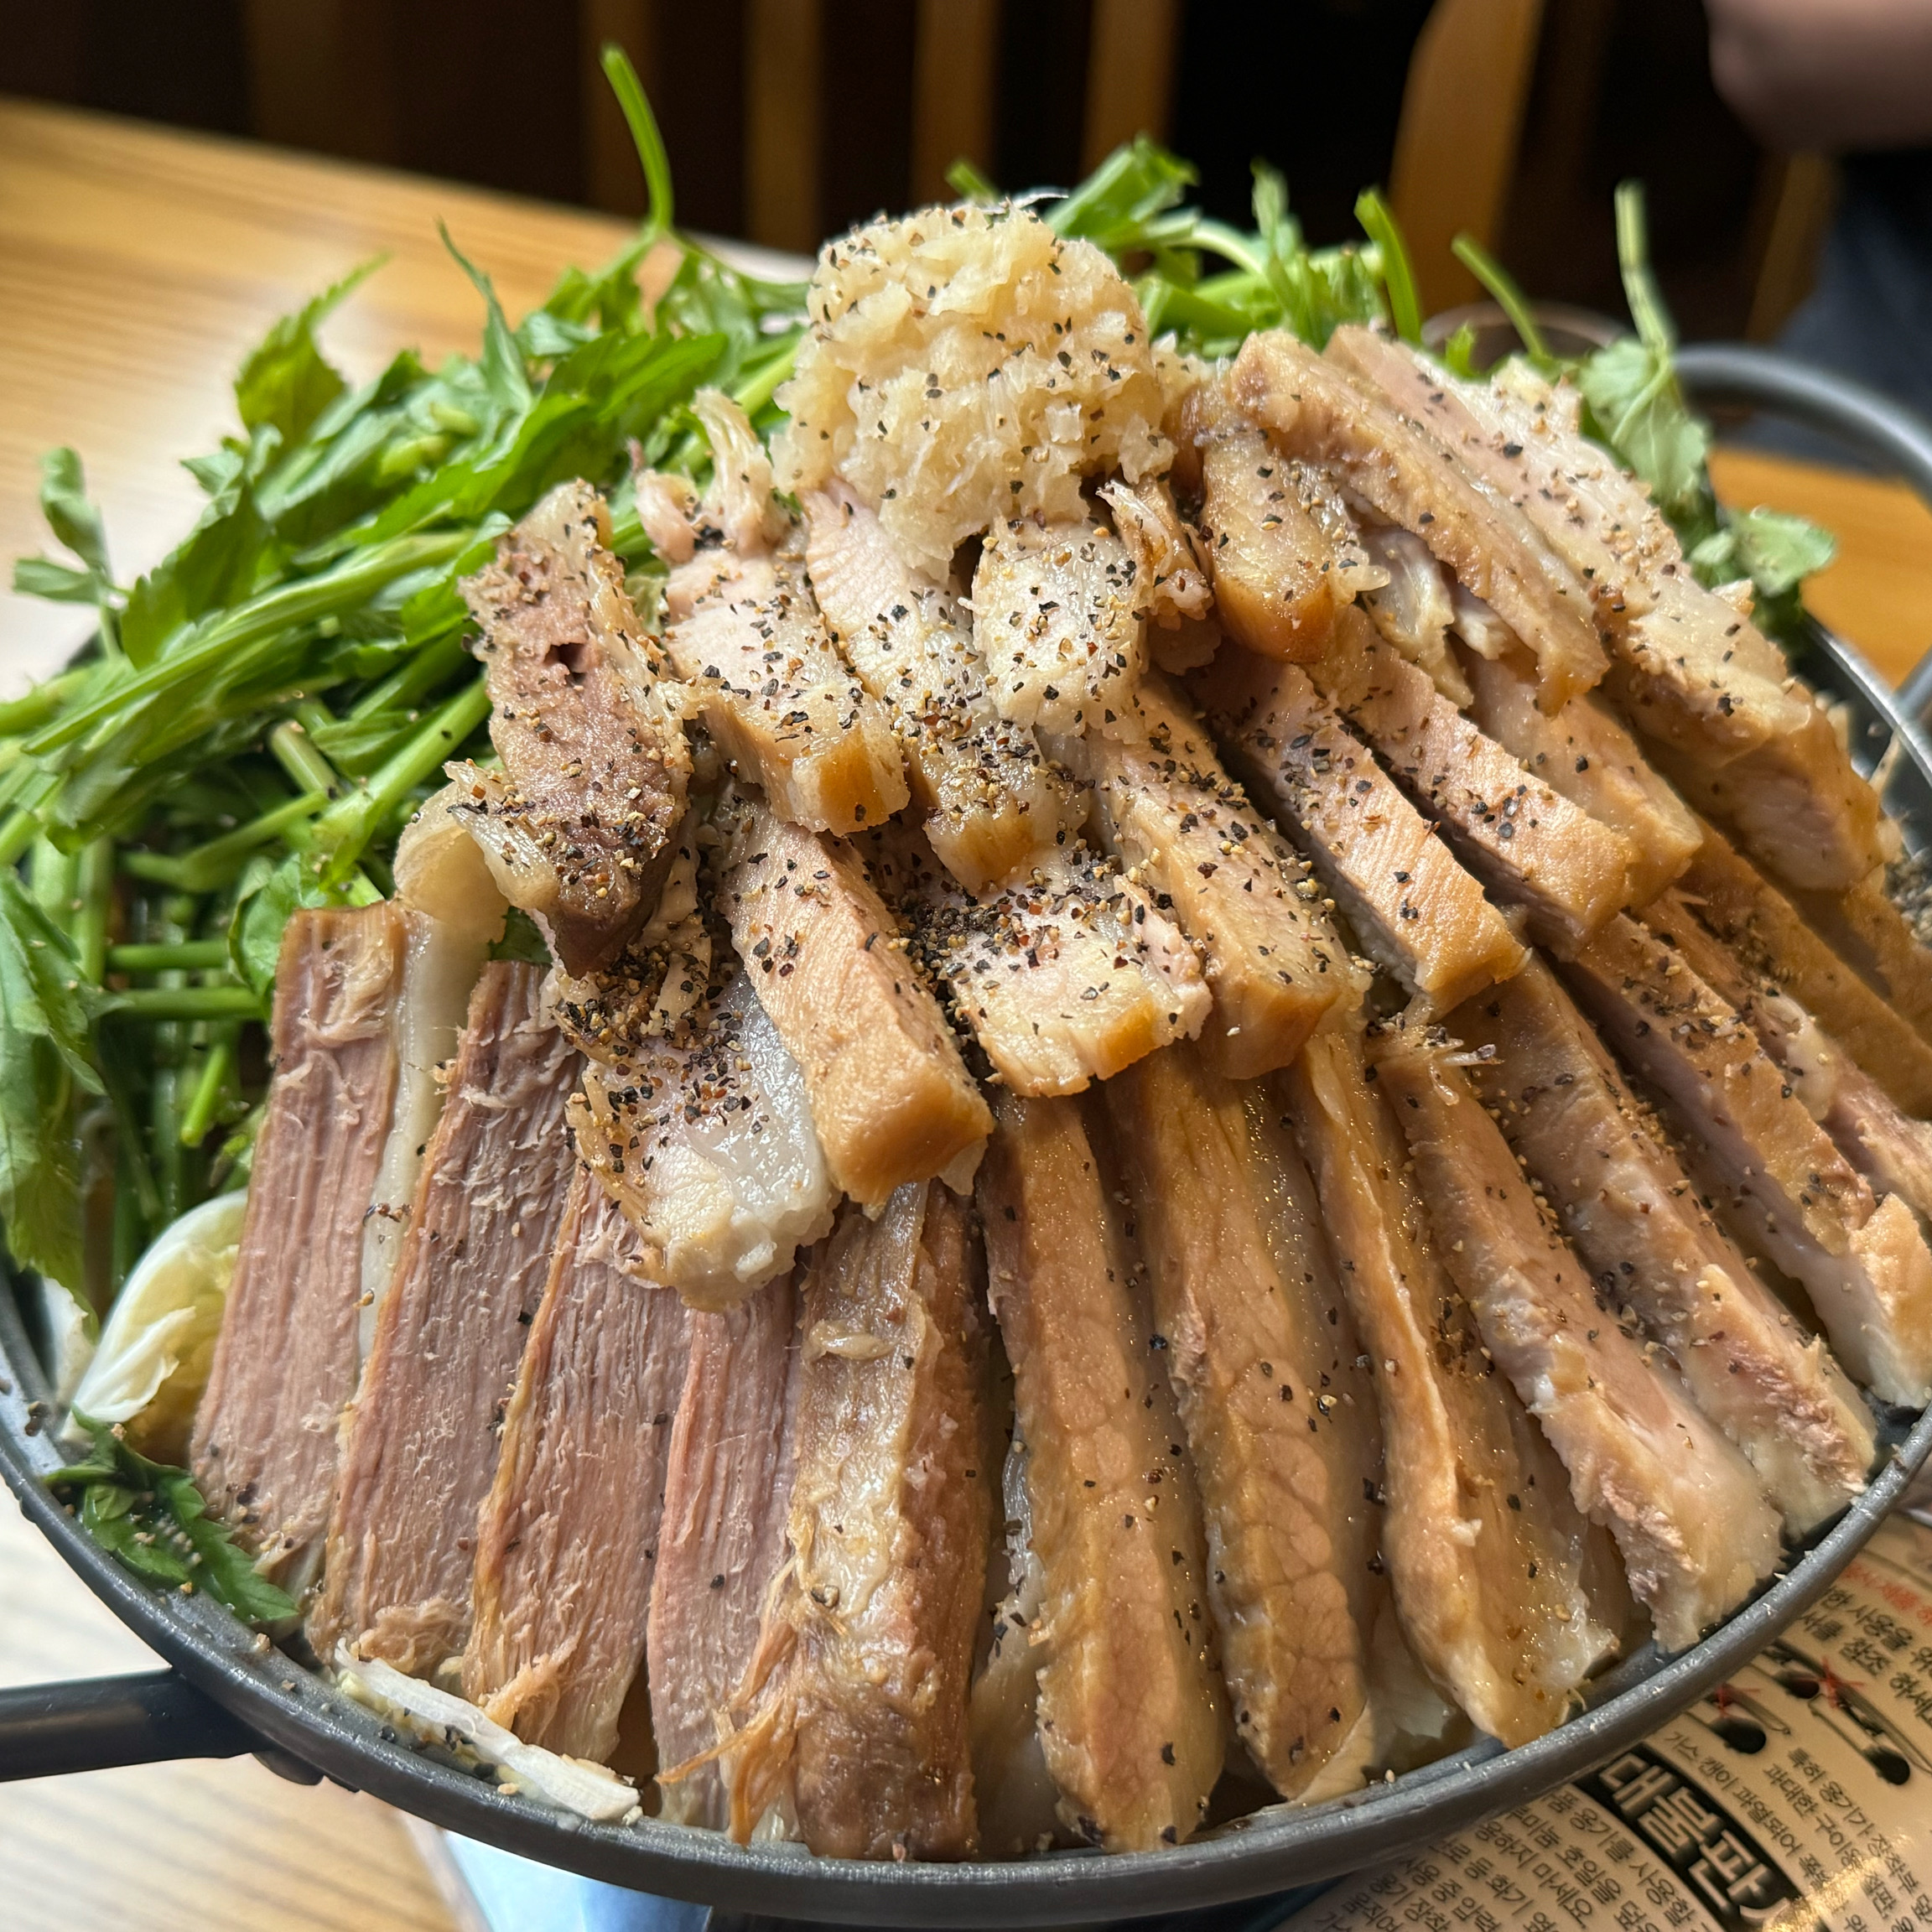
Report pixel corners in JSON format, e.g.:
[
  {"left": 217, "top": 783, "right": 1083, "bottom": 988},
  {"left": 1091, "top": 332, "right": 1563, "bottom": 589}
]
[{"left": 3, "top": 95, "right": 1932, "bottom": 1932}]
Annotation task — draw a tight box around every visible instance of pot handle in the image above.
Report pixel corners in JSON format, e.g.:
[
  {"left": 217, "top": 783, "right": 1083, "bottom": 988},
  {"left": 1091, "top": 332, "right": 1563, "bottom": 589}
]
[
  {"left": 0, "top": 1669, "right": 267, "bottom": 1781},
  {"left": 1674, "top": 343, "right": 1932, "bottom": 722}
]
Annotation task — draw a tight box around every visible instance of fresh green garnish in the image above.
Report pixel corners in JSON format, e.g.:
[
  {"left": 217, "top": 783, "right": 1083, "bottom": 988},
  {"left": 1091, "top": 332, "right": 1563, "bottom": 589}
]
[{"left": 49, "top": 1421, "right": 299, "bottom": 1623}]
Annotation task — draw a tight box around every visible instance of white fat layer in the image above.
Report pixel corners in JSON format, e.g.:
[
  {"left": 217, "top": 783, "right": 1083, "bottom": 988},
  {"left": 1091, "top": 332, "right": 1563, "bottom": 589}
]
[
  {"left": 357, "top": 913, "right": 491, "bottom": 1361},
  {"left": 335, "top": 1652, "right": 639, "bottom": 1822}
]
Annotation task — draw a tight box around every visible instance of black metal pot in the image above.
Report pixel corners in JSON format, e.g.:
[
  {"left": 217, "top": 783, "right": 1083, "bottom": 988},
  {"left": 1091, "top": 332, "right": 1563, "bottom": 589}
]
[{"left": 5, "top": 349, "right": 1932, "bottom": 1929}]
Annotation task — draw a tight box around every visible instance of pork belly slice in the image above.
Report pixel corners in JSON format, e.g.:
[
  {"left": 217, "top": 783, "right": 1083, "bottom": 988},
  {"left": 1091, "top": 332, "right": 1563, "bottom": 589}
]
[
  {"left": 802, "top": 482, "right": 1069, "bottom": 893},
  {"left": 1313, "top": 607, "right": 1636, "bottom": 949},
  {"left": 1323, "top": 327, "right": 1662, "bottom": 631},
  {"left": 454, "top": 480, "right": 690, "bottom": 976},
  {"left": 1677, "top": 822, "right": 1932, "bottom": 1115},
  {"left": 867, "top": 828, "right": 1209, "bottom": 1097},
  {"left": 1196, "top": 647, "right": 1526, "bottom": 1012},
  {"left": 1280, "top": 1019, "right": 1613, "bottom": 1747},
  {"left": 1643, "top": 892, "right": 1932, "bottom": 1239},
  {"left": 715, "top": 789, "right": 990, "bottom": 1204},
  {"left": 1373, "top": 1025, "right": 1783, "bottom": 1649},
  {"left": 971, "top": 514, "right": 1145, "bottom": 735},
  {"left": 1181, "top": 376, "right": 1382, "bottom": 660},
  {"left": 462, "top": 1170, "right": 694, "bottom": 1763},
  {"left": 192, "top": 905, "right": 408, "bottom": 1584},
  {"left": 1787, "top": 870, "right": 1932, "bottom": 1057},
  {"left": 569, "top": 958, "right": 837, "bottom": 1310},
  {"left": 1462, "top": 648, "right": 1700, "bottom": 906},
  {"left": 1452, "top": 959, "right": 1874, "bottom": 1535},
  {"left": 1100, "top": 1042, "right": 1381, "bottom": 1796},
  {"left": 1232, "top": 331, "right": 1605, "bottom": 708},
  {"left": 1059, "top": 673, "right": 1354, "bottom": 1077},
  {"left": 1561, "top": 915, "right": 1932, "bottom": 1407},
  {"left": 309, "top": 963, "right": 580, "bottom": 1675},
  {"left": 979, "top": 1092, "right": 1225, "bottom": 1849},
  {"left": 1355, "top": 519, "right": 1471, "bottom": 705},
  {"left": 649, "top": 1271, "right": 801, "bottom": 1831},
  {"left": 753, "top": 1183, "right": 994, "bottom": 1860},
  {"left": 1098, "top": 476, "right": 1214, "bottom": 631}
]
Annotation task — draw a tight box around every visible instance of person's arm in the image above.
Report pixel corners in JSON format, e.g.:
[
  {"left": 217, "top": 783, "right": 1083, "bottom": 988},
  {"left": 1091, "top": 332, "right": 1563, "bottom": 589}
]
[{"left": 1707, "top": 0, "right": 1932, "bottom": 150}]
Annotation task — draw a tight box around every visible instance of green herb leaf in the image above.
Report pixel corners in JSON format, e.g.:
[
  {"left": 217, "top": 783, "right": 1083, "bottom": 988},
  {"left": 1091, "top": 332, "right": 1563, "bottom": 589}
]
[
  {"left": 1726, "top": 505, "right": 1837, "bottom": 598},
  {"left": 1354, "top": 189, "right": 1422, "bottom": 345},
  {"left": 38, "top": 448, "right": 112, "bottom": 579},
  {"left": 1576, "top": 335, "right": 1712, "bottom": 527},
  {"left": 236, "top": 258, "right": 382, "bottom": 446},
  {"left": 439, "top": 223, "right": 534, "bottom": 417}
]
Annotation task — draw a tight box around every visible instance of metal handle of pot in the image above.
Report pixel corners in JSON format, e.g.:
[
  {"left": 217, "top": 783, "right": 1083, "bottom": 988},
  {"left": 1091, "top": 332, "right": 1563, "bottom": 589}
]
[
  {"left": 1674, "top": 343, "right": 1932, "bottom": 721},
  {"left": 0, "top": 1669, "right": 256, "bottom": 1780}
]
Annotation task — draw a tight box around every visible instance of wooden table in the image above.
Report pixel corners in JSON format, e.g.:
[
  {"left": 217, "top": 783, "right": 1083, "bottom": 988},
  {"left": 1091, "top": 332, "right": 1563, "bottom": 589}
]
[{"left": 3, "top": 95, "right": 1932, "bottom": 1932}]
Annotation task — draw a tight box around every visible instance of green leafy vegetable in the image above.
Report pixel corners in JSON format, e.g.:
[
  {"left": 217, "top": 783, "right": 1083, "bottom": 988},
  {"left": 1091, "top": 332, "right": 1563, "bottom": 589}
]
[{"left": 49, "top": 1422, "right": 298, "bottom": 1622}]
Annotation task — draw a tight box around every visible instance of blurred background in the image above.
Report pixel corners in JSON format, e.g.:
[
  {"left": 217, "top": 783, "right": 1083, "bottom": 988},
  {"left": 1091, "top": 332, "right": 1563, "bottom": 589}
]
[{"left": 0, "top": 0, "right": 1835, "bottom": 345}]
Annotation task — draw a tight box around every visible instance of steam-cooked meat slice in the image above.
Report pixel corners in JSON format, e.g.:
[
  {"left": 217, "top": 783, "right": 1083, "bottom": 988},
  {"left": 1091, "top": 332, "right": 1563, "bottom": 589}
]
[
  {"left": 971, "top": 515, "right": 1145, "bottom": 735},
  {"left": 1648, "top": 698, "right": 1886, "bottom": 896},
  {"left": 1312, "top": 608, "right": 1635, "bottom": 949},
  {"left": 1452, "top": 959, "right": 1875, "bottom": 1534},
  {"left": 715, "top": 790, "right": 991, "bottom": 1205},
  {"left": 462, "top": 1171, "right": 694, "bottom": 1762},
  {"left": 1197, "top": 647, "right": 1526, "bottom": 1011},
  {"left": 1373, "top": 1026, "right": 1783, "bottom": 1649},
  {"left": 1561, "top": 916, "right": 1932, "bottom": 1407},
  {"left": 1097, "top": 476, "right": 1213, "bottom": 631},
  {"left": 1062, "top": 673, "right": 1353, "bottom": 1077},
  {"left": 1787, "top": 870, "right": 1932, "bottom": 1055},
  {"left": 650, "top": 1273, "right": 801, "bottom": 1831},
  {"left": 772, "top": 1184, "right": 994, "bottom": 1859},
  {"left": 869, "top": 829, "right": 1209, "bottom": 1097},
  {"left": 1355, "top": 520, "right": 1470, "bottom": 705},
  {"left": 455, "top": 481, "right": 690, "bottom": 976},
  {"left": 803, "top": 482, "right": 1069, "bottom": 892},
  {"left": 979, "top": 1093, "right": 1225, "bottom": 1850},
  {"left": 1182, "top": 377, "right": 1380, "bottom": 659},
  {"left": 1642, "top": 892, "right": 1932, "bottom": 1238},
  {"left": 1100, "top": 1044, "right": 1380, "bottom": 1796},
  {"left": 1281, "top": 1020, "right": 1613, "bottom": 1746},
  {"left": 192, "top": 905, "right": 408, "bottom": 1585},
  {"left": 1462, "top": 649, "right": 1700, "bottom": 906},
  {"left": 569, "top": 959, "right": 836, "bottom": 1309},
  {"left": 309, "top": 963, "right": 580, "bottom": 1675},
  {"left": 1323, "top": 327, "right": 1660, "bottom": 630},
  {"left": 1233, "top": 331, "right": 1606, "bottom": 707},
  {"left": 1678, "top": 823, "right": 1932, "bottom": 1114}
]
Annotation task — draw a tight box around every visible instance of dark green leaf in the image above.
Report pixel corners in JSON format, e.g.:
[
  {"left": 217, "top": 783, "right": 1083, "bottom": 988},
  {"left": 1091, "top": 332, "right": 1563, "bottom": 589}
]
[
  {"left": 236, "top": 257, "right": 382, "bottom": 445},
  {"left": 439, "top": 224, "right": 533, "bottom": 416}
]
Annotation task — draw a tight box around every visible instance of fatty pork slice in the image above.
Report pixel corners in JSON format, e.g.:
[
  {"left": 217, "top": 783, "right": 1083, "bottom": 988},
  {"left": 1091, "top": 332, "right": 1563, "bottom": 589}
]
[
  {"left": 774, "top": 1183, "right": 995, "bottom": 1860},
  {"left": 570, "top": 959, "right": 836, "bottom": 1310},
  {"left": 979, "top": 1091, "right": 1225, "bottom": 1851},
  {"left": 650, "top": 1272, "right": 801, "bottom": 1831},
  {"left": 1453, "top": 959, "right": 1875, "bottom": 1535},
  {"left": 1312, "top": 605, "right": 1636, "bottom": 950},
  {"left": 192, "top": 905, "right": 408, "bottom": 1585},
  {"left": 1322, "top": 331, "right": 1887, "bottom": 892},
  {"left": 1196, "top": 647, "right": 1527, "bottom": 1013},
  {"left": 971, "top": 513, "right": 1145, "bottom": 735},
  {"left": 1232, "top": 330, "right": 1606, "bottom": 709},
  {"left": 1460, "top": 648, "right": 1701, "bottom": 907},
  {"left": 714, "top": 789, "right": 991, "bottom": 1205},
  {"left": 309, "top": 963, "right": 580, "bottom": 1676},
  {"left": 1786, "top": 868, "right": 1932, "bottom": 1060},
  {"left": 454, "top": 480, "right": 690, "bottom": 976},
  {"left": 1373, "top": 1025, "right": 1783, "bottom": 1650},
  {"left": 1178, "top": 374, "right": 1384, "bottom": 661},
  {"left": 803, "top": 481, "right": 1070, "bottom": 893},
  {"left": 1061, "top": 673, "right": 1354, "bottom": 1078},
  {"left": 1101, "top": 1042, "right": 1381, "bottom": 1797},
  {"left": 462, "top": 1169, "right": 694, "bottom": 1763},
  {"left": 1561, "top": 915, "right": 1932, "bottom": 1408},
  {"left": 651, "top": 397, "right": 908, "bottom": 838},
  {"left": 1679, "top": 821, "right": 1932, "bottom": 1114},
  {"left": 1642, "top": 892, "right": 1932, "bottom": 1242},
  {"left": 1280, "top": 1019, "right": 1613, "bottom": 1747},
  {"left": 868, "top": 828, "right": 1209, "bottom": 1097}
]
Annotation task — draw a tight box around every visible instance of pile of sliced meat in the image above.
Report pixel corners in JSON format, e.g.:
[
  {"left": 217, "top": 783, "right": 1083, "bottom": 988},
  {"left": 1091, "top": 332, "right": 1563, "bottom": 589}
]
[{"left": 188, "top": 205, "right": 1932, "bottom": 1862}]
